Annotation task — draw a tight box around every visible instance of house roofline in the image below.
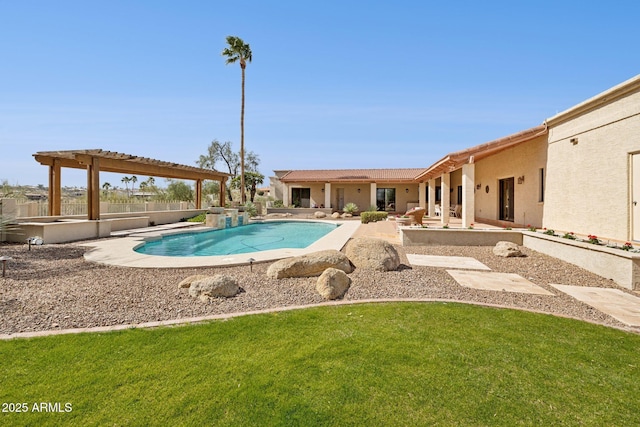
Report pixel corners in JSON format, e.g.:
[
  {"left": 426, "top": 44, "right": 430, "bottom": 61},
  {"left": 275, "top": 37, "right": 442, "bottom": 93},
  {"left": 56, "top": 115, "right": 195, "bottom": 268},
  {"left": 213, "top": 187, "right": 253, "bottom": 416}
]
[
  {"left": 545, "top": 74, "right": 640, "bottom": 127},
  {"left": 415, "top": 124, "right": 548, "bottom": 182}
]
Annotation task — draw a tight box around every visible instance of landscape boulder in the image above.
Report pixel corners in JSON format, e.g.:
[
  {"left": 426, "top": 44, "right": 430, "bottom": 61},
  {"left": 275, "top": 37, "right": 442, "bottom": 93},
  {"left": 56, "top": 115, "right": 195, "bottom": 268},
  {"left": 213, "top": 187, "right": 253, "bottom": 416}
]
[
  {"left": 493, "top": 241, "right": 525, "bottom": 257},
  {"left": 314, "top": 211, "right": 327, "bottom": 218},
  {"left": 178, "top": 274, "right": 209, "bottom": 289},
  {"left": 266, "top": 249, "right": 352, "bottom": 279},
  {"left": 331, "top": 212, "right": 341, "bottom": 219},
  {"left": 316, "top": 268, "right": 351, "bottom": 300},
  {"left": 188, "top": 274, "right": 240, "bottom": 300},
  {"left": 345, "top": 237, "right": 401, "bottom": 271}
]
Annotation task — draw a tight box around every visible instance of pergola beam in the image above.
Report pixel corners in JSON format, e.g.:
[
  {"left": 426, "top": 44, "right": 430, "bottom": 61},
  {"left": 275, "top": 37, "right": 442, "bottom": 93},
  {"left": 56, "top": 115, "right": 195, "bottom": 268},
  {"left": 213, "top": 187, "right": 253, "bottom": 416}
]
[{"left": 33, "top": 149, "right": 230, "bottom": 220}]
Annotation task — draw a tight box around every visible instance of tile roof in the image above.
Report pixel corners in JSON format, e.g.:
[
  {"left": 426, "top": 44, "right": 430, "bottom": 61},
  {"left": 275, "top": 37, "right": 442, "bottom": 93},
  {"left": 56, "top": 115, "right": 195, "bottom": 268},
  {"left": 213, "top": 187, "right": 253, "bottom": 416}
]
[{"left": 279, "top": 168, "right": 428, "bottom": 183}]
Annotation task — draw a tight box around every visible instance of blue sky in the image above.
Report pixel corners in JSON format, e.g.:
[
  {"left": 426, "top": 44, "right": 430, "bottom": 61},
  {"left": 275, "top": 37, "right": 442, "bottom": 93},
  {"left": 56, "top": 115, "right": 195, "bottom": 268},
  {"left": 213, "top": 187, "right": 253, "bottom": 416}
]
[{"left": 1, "top": 0, "right": 639, "bottom": 188}]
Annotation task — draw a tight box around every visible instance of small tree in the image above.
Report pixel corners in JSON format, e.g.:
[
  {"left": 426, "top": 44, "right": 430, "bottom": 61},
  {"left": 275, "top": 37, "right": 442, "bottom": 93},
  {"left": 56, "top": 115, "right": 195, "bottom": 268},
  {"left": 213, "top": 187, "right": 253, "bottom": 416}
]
[
  {"left": 197, "top": 139, "right": 261, "bottom": 203},
  {"left": 166, "top": 180, "right": 194, "bottom": 201}
]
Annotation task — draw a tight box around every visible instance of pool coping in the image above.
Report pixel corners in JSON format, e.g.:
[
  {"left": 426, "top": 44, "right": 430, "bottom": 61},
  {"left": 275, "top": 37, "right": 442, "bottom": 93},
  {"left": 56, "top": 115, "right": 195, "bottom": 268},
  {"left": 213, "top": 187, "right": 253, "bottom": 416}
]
[{"left": 79, "top": 219, "right": 361, "bottom": 268}]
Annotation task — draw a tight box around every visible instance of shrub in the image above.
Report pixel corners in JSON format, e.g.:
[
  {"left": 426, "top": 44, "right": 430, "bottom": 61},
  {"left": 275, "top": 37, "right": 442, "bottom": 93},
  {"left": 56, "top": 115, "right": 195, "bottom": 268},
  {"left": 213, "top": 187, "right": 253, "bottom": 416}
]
[
  {"left": 361, "top": 211, "right": 388, "bottom": 224},
  {"left": 187, "top": 213, "right": 206, "bottom": 222},
  {"left": 272, "top": 199, "right": 284, "bottom": 208},
  {"left": 343, "top": 203, "right": 359, "bottom": 215}
]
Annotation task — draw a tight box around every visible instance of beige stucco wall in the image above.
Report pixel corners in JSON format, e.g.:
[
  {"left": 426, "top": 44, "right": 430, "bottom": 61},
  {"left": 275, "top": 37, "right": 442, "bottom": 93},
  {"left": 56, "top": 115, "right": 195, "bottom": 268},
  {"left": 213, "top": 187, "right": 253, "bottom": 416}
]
[
  {"left": 281, "top": 182, "right": 420, "bottom": 212},
  {"left": 544, "top": 89, "right": 640, "bottom": 241},
  {"left": 474, "top": 135, "right": 547, "bottom": 227}
]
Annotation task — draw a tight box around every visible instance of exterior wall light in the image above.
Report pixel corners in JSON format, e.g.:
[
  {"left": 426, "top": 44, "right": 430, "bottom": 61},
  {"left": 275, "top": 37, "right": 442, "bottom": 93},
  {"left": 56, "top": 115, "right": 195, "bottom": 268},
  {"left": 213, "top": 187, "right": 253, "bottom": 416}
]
[{"left": 357, "top": 188, "right": 361, "bottom": 193}]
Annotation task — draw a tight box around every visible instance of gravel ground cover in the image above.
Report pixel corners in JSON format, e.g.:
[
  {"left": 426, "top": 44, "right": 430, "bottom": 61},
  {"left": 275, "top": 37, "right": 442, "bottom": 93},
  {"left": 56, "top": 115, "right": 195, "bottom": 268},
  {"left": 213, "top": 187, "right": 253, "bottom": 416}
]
[{"left": 0, "top": 241, "right": 635, "bottom": 335}]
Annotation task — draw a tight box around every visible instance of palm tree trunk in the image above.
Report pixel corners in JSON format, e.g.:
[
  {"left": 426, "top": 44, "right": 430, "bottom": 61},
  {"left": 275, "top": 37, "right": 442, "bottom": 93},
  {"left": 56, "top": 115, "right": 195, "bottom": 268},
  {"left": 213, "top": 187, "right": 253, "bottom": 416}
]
[{"left": 240, "top": 65, "right": 246, "bottom": 204}]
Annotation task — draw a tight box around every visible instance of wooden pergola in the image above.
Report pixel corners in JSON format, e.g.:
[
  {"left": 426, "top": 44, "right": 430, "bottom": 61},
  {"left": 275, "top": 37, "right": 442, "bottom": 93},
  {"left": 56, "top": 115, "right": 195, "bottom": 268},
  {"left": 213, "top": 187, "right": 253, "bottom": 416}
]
[{"left": 33, "top": 149, "right": 230, "bottom": 220}]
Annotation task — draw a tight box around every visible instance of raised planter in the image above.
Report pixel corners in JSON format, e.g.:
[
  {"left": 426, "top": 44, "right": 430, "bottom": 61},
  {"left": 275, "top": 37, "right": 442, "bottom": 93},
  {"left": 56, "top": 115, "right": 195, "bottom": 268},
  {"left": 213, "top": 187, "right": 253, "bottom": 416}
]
[
  {"left": 401, "top": 228, "right": 523, "bottom": 247},
  {"left": 395, "top": 217, "right": 412, "bottom": 227},
  {"left": 522, "top": 231, "right": 640, "bottom": 291}
]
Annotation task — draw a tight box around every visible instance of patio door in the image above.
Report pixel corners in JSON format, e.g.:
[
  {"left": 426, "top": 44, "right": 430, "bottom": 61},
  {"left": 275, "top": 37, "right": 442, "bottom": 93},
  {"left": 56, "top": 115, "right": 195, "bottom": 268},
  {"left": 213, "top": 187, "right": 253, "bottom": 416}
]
[
  {"left": 633, "top": 154, "right": 640, "bottom": 241},
  {"left": 499, "top": 178, "right": 514, "bottom": 222},
  {"left": 335, "top": 188, "right": 344, "bottom": 210}
]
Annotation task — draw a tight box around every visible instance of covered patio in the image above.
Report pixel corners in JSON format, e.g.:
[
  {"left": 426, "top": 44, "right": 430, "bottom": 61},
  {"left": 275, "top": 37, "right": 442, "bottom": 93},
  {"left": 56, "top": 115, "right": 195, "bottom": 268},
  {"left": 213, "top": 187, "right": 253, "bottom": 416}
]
[
  {"left": 33, "top": 149, "right": 230, "bottom": 220},
  {"left": 276, "top": 168, "right": 428, "bottom": 214},
  {"left": 415, "top": 124, "right": 549, "bottom": 228}
]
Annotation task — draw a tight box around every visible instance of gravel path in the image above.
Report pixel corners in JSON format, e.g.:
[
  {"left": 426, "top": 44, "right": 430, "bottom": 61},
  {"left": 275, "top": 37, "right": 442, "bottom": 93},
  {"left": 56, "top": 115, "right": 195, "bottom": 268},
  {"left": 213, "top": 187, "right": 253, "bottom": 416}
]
[{"left": 0, "top": 240, "right": 635, "bottom": 335}]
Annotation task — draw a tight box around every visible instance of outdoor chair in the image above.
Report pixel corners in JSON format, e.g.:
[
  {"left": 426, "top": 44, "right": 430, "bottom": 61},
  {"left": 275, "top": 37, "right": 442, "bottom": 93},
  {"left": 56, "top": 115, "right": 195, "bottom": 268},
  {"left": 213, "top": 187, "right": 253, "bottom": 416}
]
[{"left": 405, "top": 207, "right": 426, "bottom": 225}]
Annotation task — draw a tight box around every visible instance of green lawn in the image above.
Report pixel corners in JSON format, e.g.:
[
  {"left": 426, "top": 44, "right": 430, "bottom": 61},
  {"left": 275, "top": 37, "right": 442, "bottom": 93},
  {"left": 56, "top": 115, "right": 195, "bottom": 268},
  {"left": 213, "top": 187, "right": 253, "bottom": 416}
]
[{"left": 2, "top": 302, "right": 640, "bottom": 426}]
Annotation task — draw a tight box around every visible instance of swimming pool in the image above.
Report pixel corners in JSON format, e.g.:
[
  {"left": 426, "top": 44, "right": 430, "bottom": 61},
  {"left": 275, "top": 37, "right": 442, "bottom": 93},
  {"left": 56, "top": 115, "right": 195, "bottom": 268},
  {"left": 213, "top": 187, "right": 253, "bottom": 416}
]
[{"left": 134, "top": 221, "right": 340, "bottom": 256}]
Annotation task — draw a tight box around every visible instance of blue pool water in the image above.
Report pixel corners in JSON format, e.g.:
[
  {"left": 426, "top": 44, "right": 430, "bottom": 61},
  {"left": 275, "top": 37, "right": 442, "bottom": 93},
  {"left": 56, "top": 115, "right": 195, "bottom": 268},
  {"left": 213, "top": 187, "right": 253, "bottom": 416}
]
[{"left": 135, "top": 221, "right": 340, "bottom": 256}]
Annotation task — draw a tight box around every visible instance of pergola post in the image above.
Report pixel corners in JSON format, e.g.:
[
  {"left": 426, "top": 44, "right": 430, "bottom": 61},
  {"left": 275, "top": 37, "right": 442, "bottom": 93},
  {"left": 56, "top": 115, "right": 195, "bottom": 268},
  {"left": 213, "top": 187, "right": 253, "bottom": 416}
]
[
  {"left": 48, "top": 159, "right": 62, "bottom": 216},
  {"left": 219, "top": 178, "right": 226, "bottom": 207},
  {"left": 87, "top": 156, "right": 100, "bottom": 220},
  {"left": 195, "top": 179, "right": 202, "bottom": 209}
]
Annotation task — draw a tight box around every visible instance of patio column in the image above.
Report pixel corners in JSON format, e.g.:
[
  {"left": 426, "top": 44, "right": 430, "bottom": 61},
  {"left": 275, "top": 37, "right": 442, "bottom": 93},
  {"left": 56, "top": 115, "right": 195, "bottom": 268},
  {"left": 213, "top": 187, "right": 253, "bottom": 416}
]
[
  {"left": 370, "top": 182, "right": 377, "bottom": 210},
  {"left": 441, "top": 173, "right": 450, "bottom": 225},
  {"left": 324, "top": 183, "right": 331, "bottom": 208},
  {"left": 427, "top": 179, "right": 436, "bottom": 217},
  {"left": 282, "top": 184, "right": 290, "bottom": 207},
  {"left": 461, "top": 162, "right": 475, "bottom": 228},
  {"left": 418, "top": 181, "right": 426, "bottom": 209}
]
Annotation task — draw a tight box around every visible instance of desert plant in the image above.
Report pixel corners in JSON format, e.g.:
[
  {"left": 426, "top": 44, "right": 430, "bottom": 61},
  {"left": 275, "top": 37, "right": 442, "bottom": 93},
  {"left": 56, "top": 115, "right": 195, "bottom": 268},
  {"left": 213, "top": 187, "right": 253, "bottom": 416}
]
[
  {"left": 243, "top": 201, "right": 258, "bottom": 217},
  {"left": 343, "top": 202, "right": 359, "bottom": 215},
  {"left": 272, "top": 199, "right": 284, "bottom": 208}
]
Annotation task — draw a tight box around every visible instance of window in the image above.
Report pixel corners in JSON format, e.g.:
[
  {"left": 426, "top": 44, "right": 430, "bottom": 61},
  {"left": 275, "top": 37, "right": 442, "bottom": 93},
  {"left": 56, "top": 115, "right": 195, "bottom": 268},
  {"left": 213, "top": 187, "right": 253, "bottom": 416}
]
[
  {"left": 538, "top": 168, "right": 545, "bottom": 202},
  {"left": 291, "top": 188, "right": 310, "bottom": 208},
  {"left": 435, "top": 187, "right": 441, "bottom": 203},
  {"left": 376, "top": 188, "right": 396, "bottom": 211}
]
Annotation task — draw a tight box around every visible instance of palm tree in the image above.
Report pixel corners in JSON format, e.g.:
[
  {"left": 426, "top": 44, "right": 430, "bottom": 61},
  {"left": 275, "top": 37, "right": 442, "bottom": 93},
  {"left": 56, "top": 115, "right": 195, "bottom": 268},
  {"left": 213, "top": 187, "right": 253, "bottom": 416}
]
[
  {"left": 102, "top": 182, "right": 112, "bottom": 197},
  {"left": 121, "top": 176, "right": 131, "bottom": 197},
  {"left": 222, "top": 35, "right": 252, "bottom": 203}
]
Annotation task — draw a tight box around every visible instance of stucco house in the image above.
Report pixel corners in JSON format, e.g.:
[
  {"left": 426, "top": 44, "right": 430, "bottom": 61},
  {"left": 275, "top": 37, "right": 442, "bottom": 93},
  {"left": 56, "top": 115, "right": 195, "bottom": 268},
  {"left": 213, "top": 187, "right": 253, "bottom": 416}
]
[{"left": 271, "top": 74, "right": 640, "bottom": 242}]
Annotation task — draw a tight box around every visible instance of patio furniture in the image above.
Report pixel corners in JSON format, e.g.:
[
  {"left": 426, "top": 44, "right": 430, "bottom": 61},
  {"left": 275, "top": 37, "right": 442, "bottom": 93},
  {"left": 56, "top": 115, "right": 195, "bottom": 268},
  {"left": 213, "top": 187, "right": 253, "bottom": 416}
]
[
  {"left": 450, "top": 205, "right": 461, "bottom": 217},
  {"left": 405, "top": 207, "right": 426, "bottom": 225},
  {"left": 434, "top": 205, "right": 441, "bottom": 216}
]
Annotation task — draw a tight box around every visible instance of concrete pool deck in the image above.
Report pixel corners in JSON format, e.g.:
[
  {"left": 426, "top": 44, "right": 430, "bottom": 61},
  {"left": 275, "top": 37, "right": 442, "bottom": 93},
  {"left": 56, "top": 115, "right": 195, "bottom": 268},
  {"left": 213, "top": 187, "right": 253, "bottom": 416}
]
[{"left": 80, "top": 219, "right": 361, "bottom": 268}]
